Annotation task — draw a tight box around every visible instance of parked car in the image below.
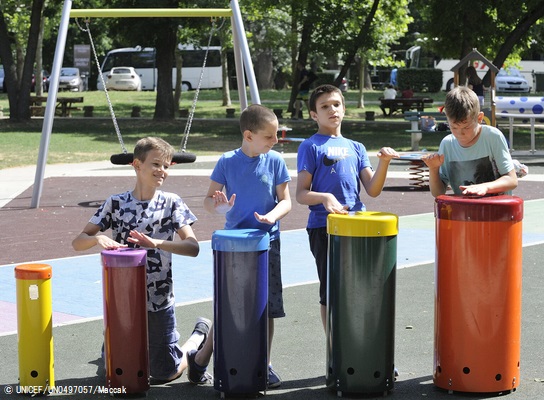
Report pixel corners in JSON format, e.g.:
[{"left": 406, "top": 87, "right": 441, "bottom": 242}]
[
  {"left": 0, "top": 67, "right": 4, "bottom": 92},
  {"left": 105, "top": 67, "right": 142, "bottom": 91},
  {"left": 58, "top": 67, "right": 84, "bottom": 92},
  {"left": 31, "top": 70, "right": 50, "bottom": 92},
  {"left": 496, "top": 68, "right": 530, "bottom": 93}
]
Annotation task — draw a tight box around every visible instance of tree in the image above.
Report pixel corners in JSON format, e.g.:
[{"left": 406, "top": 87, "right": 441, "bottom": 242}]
[
  {"left": 0, "top": 0, "right": 45, "bottom": 121},
  {"left": 416, "top": 0, "right": 544, "bottom": 82}
]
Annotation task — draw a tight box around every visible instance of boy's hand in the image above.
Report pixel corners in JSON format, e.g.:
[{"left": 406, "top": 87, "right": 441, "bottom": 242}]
[
  {"left": 421, "top": 153, "right": 444, "bottom": 169},
  {"left": 254, "top": 212, "right": 276, "bottom": 225},
  {"left": 459, "top": 183, "right": 489, "bottom": 196},
  {"left": 214, "top": 190, "right": 236, "bottom": 214},
  {"left": 96, "top": 235, "right": 128, "bottom": 250},
  {"left": 376, "top": 147, "right": 400, "bottom": 161},
  {"left": 323, "top": 193, "right": 349, "bottom": 214},
  {"left": 127, "top": 230, "right": 157, "bottom": 248}
]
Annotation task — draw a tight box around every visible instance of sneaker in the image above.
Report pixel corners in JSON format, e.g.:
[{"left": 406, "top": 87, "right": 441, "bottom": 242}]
[
  {"left": 193, "top": 317, "right": 211, "bottom": 349},
  {"left": 187, "top": 350, "right": 213, "bottom": 385},
  {"left": 268, "top": 365, "right": 282, "bottom": 389}
]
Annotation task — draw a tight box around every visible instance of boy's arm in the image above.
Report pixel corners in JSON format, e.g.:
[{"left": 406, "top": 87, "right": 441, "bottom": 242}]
[
  {"left": 72, "top": 222, "right": 127, "bottom": 251},
  {"left": 422, "top": 153, "right": 447, "bottom": 197},
  {"left": 254, "top": 182, "right": 292, "bottom": 225},
  {"left": 127, "top": 225, "right": 199, "bottom": 257},
  {"left": 203, "top": 180, "right": 235, "bottom": 214},
  {"left": 360, "top": 147, "right": 399, "bottom": 197},
  {"left": 459, "top": 169, "right": 518, "bottom": 196},
  {"left": 296, "top": 170, "right": 348, "bottom": 214}
]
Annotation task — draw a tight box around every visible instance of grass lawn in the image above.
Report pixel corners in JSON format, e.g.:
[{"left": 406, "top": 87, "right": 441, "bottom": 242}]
[{"left": 0, "top": 89, "right": 541, "bottom": 170}]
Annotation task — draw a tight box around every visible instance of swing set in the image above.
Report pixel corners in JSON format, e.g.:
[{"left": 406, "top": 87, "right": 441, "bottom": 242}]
[{"left": 31, "top": 0, "right": 261, "bottom": 208}]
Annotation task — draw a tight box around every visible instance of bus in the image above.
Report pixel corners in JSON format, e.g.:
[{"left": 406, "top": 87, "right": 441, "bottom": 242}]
[{"left": 97, "top": 45, "right": 223, "bottom": 91}]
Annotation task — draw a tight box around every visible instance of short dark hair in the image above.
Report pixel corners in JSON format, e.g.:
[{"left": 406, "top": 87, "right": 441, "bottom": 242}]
[
  {"left": 133, "top": 137, "right": 175, "bottom": 162},
  {"left": 239, "top": 104, "right": 277, "bottom": 134},
  {"left": 309, "top": 84, "right": 344, "bottom": 112}
]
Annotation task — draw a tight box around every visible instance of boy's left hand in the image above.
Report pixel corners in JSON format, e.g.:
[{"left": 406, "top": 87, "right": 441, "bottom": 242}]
[
  {"left": 459, "top": 183, "right": 489, "bottom": 196},
  {"left": 254, "top": 212, "right": 275, "bottom": 225},
  {"left": 376, "top": 147, "right": 400, "bottom": 160},
  {"left": 127, "top": 230, "right": 157, "bottom": 248}
]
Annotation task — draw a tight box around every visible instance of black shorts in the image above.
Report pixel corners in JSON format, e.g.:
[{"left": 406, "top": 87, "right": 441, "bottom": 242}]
[{"left": 307, "top": 227, "right": 328, "bottom": 305}]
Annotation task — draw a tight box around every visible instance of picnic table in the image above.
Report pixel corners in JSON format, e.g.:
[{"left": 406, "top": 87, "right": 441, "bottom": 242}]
[
  {"left": 30, "top": 95, "right": 84, "bottom": 117},
  {"left": 380, "top": 97, "right": 434, "bottom": 117}
]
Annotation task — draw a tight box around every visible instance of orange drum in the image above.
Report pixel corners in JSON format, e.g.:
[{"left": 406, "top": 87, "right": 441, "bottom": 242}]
[{"left": 433, "top": 195, "right": 523, "bottom": 394}]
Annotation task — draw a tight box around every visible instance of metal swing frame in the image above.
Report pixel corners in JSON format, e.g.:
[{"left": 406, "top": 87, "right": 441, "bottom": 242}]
[{"left": 31, "top": 1, "right": 260, "bottom": 208}]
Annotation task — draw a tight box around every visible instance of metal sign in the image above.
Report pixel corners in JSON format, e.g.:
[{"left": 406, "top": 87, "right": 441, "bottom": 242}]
[{"left": 74, "top": 44, "right": 91, "bottom": 74}]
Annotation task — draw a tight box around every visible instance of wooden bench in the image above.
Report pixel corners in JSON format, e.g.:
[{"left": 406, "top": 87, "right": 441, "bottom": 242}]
[
  {"left": 403, "top": 111, "right": 448, "bottom": 151},
  {"left": 380, "top": 97, "right": 434, "bottom": 117}
]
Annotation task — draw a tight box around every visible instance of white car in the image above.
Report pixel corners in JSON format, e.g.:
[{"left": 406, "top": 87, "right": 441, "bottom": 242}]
[
  {"left": 105, "top": 67, "right": 142, "bottom": 91},
  {"left": 496, "top": 68, "right": 530, "bottom": 93},
  {"left": 58, "top": 67, "right": 84, "bottom": 92}
]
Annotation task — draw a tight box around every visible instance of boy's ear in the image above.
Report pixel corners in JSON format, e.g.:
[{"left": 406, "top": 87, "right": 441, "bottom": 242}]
[
  {"left": 132, "top": 158, "right": 141, "bottom": 170},
  {"left": 243, "top": 129, "right": 253, "bottom": 141}
]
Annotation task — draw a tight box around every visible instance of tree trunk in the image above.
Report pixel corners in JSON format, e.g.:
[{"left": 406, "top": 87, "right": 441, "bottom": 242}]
[
  {"left": 255, "top": 50, "right": 274, "bottom": 90},
  {"left": 289, "top": 12, "right": 312, "bottom": 115},
  {"left": 492, "top": 2, "right": 544, "bottom": 73},
  {"left": 334, "top": 0, "right": 380, "bottom": 88},
  {"left": 221, "top": 43, "right": 231, "bottom": 107},
  {"left": 0, "top": 0, "right": 44, "bottom": 121},
  {"left": 154, "top": 25, "right": 176, "bottom": 120},
  {"left": 174, "top": 50, "right": 182, "bottom": 114}
]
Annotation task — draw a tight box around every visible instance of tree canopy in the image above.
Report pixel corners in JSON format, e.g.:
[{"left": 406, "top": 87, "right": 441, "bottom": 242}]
[{"left": 1, "top": 0, "right": 543, "bottom": 121}]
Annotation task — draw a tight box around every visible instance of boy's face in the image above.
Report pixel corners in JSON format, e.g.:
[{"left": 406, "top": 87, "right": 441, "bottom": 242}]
[
  {"left": 133, "top": 149, "right": 171, "bottom": 187},
  {"left": 448, "top": 111, "right": 484, "bottom": 147},
  {"left": 310, "top": 91, "right": 345, "bottom": 131},
  {"left": 244, "top": 119, "right": 279, "bottom": 156}
]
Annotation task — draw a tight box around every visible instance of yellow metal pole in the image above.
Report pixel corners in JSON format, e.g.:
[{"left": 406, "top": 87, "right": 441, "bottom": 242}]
[
  {"left": 15, "top": 264, "right": 55, "bottom": 389},
  {"left": 70, "top": 8, "right": 232, "bottom": 18}
]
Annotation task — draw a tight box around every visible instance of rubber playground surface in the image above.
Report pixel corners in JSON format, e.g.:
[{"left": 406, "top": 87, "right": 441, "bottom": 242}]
[{"left": 1, "top": 152, "right": 544, "bottom": 399}]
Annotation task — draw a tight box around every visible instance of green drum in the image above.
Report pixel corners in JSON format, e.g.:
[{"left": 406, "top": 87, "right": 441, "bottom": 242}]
[{"left": 326, "top": 211, "right": 398, "bottom": 397}]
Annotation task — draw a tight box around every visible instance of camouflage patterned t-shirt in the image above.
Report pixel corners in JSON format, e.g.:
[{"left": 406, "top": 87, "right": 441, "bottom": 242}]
[{"left": 90, "top": 190, "right": 197, "bottom": 312}]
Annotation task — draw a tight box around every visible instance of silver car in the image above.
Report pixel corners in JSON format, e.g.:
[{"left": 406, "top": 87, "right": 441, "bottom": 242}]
[
  {"left": 496, "top": 68, "right": 530, "bottom": 93},
  {"left": 58, "top": 67, "right": 84, "bottom": 92}
]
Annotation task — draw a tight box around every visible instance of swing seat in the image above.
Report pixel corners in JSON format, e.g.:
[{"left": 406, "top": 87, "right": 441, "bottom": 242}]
[{"left": 110, "top": 152, "right": 197, "bottom": 165}]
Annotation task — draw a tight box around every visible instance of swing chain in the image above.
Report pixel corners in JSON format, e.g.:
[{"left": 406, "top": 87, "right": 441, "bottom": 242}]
[
  {"left": 76, "top": 19, "right": 128, "bottom": 154},
  {"left": 180, "top": 18, "right": 221, "bottom": 153}
]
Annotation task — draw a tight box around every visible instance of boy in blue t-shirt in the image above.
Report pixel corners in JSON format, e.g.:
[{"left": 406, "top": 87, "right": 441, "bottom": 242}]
[
  {"left": 423, "top": 86, "right": 517, "bottom": 197},
  {"left": 296, "top": 84, "right": 399, "bottom": 331},
  {"left": 72, "top": 137, "right": 210, "bottom": 384},
  {"left": 188, "top": 104, "right": 291, "bottom": 389}
]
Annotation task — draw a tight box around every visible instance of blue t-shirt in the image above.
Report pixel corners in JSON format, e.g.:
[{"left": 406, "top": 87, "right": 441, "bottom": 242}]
[
  {"left": 90, "top": 190, "right": 197, "bottom": 312},
  {"left": 439, "top": 124, "right": 514, "bottom": 195},
  {"left": 297, "top": 133, "right": 372, "bottom": 229},
  {"left": 210, "top": 148, "right": 291, "bottom": 241}
]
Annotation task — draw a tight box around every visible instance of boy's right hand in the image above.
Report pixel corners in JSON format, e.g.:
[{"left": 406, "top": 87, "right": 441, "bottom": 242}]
[
  {"left": 323, "top": 193, "right": 349, "bottom": 214},
  {"left": 96, "top": 235, "right": 128, "bottom": 250},
  {"left": 421, "top": 153, "right": 444, "bottom": 169},
  {"left": 214, "top": 190, "right": 236, "bottom": 214}
]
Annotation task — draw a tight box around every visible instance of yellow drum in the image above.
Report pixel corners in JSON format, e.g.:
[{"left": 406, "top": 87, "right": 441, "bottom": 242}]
[{"left": 15, "top": 263, "right": 54, "bottom": 389}]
